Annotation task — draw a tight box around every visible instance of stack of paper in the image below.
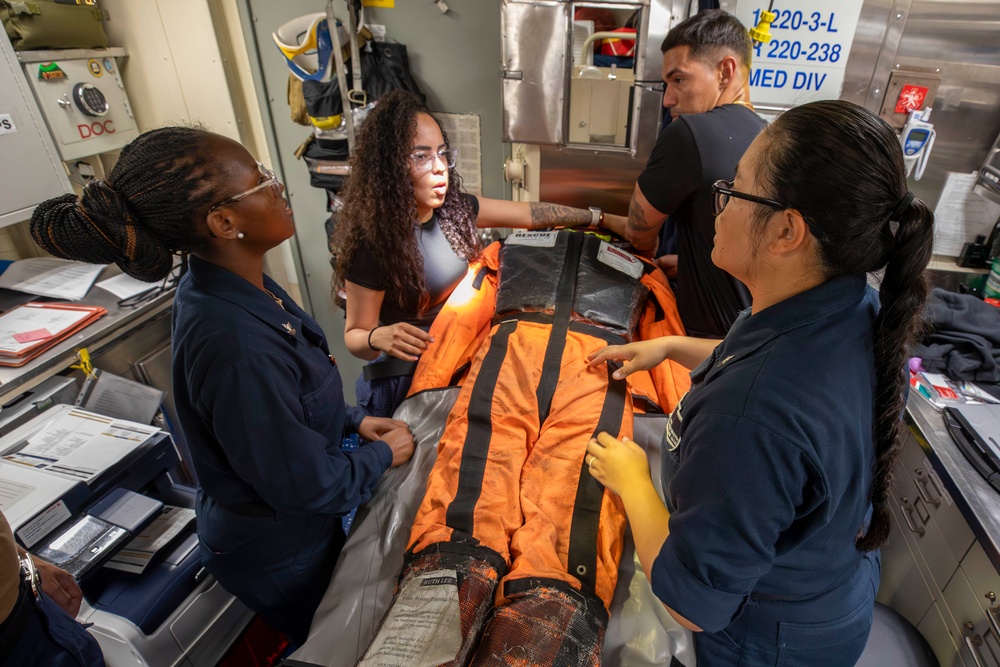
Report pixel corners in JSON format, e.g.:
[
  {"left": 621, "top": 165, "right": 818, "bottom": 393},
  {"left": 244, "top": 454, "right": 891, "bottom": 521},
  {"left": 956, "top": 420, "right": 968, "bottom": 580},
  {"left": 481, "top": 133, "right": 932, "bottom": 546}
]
[
  {"left": 1, "top": 405, "right": 160, "bottom": 483},
  {"left": 0, "top": 258, "right": 105, "bottom": 301},
  {"left": 105, "top": 506, "right": 197, "bottom": 574},
  {"left": 0, "top": 302, "right": 106, "bottom": 367}
]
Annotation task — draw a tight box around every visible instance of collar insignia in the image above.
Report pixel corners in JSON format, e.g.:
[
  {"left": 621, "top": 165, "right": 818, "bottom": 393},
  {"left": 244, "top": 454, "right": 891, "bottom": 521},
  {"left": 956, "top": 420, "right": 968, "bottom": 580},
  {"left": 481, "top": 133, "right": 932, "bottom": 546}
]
[
  {"left": 283, "top": 322, "right": 296, "bottom": 337},
  {"left": 717, "top": 354, "right": 734, "bottom": 367}
]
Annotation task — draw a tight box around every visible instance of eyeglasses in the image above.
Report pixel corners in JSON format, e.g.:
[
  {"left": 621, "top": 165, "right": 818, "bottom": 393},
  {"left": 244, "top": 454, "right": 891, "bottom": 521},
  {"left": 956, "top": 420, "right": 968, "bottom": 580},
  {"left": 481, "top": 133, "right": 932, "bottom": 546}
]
[
  {"left": 117, "top": 264, "right": 181, "bottom": 309},
  {"left": 409, "top": 148, "right": 458, "bottom": 173},
  {"left": 207, "top": 162, "right": 282, "bottom": 213},
  {"left": 711, "top": 180, "right": 826, "bottom": 239}
]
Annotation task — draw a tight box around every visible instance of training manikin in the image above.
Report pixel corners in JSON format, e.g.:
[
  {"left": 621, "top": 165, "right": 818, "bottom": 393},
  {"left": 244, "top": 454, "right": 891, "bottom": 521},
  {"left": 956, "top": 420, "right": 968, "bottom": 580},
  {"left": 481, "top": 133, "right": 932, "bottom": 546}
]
[{"left": 370, "top": 230, "right": 690, "bottom": 666}]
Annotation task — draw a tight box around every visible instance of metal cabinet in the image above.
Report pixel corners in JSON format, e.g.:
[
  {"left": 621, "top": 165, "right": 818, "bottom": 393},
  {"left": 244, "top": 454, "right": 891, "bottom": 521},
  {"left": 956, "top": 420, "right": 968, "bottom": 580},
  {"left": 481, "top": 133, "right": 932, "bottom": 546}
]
[
  {"left": 0, "top": 31, "right": 72, "bottom": 227},
  {"left": 880, "top": 429, "right": 1000, "bottom": 667},
  {"left": 942, "top": 543, "right": 1000, "bottom": 667}
]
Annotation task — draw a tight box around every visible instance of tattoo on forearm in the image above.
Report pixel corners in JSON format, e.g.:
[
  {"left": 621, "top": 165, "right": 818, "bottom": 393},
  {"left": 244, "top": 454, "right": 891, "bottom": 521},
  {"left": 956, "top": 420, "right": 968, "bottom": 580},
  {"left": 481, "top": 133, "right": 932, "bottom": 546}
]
[
  {"left": 528, "top": 202, "right": 592, "bottom": 229},
  {"left": 627, "top": 196, "right": 655, "bottom": 234}
]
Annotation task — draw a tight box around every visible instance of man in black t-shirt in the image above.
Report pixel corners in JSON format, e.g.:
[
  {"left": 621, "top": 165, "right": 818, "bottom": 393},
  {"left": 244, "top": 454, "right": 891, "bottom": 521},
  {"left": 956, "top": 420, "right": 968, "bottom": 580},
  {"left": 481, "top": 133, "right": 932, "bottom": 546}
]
[{"left": 603, "top": 10, "right": 766, "bottom": 338}]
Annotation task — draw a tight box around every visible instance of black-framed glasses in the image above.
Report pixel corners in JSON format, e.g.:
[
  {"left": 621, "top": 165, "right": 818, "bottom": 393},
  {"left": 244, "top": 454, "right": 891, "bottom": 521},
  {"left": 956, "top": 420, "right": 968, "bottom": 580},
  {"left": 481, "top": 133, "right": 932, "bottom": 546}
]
[
  {"left": 409, "top": 148, "right": 458, "bottom": 173},
  {"left": 711, "top": 179, "right": 787, "bottom": 217},
  {"left": 207, "top": 162, "right": 282, "bottom": 213},
  {"left": 711, "top": 180, "right": 826, "bottom": 239}
]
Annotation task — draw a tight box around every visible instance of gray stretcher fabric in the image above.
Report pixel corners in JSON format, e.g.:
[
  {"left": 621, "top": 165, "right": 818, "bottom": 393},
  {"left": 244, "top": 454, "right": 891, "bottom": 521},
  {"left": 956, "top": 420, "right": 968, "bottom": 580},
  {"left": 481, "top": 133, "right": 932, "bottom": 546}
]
[{"left": 289, "top": 389, "right": 694, "bottom": 667}]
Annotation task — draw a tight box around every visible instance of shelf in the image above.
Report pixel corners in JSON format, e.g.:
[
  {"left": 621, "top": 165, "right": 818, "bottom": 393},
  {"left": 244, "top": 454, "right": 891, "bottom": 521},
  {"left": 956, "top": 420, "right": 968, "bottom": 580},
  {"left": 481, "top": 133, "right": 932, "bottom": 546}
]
[
  {"left": 17, "top": 47, "right": 128, "bottom": 64},
  {"left": 0, "top": 266, "right": 172, "bottom": 405}
]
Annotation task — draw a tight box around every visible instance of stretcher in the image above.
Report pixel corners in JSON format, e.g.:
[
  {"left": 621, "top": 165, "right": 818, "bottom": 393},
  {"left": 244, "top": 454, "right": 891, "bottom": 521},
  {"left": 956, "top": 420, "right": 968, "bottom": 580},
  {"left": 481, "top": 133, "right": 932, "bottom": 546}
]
[
  {"left": 285, "top": 389, "right": 693, "bottom": 667},
  {"left": 286, "top": 232, "right": 695, "bottom": 666}
]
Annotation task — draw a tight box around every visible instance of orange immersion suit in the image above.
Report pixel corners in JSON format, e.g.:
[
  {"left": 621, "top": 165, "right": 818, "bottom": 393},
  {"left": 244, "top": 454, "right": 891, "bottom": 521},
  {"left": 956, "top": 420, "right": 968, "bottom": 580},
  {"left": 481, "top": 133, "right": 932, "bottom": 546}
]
[{"left": 403, "top": 231, "right": 690, "bottom": 665}]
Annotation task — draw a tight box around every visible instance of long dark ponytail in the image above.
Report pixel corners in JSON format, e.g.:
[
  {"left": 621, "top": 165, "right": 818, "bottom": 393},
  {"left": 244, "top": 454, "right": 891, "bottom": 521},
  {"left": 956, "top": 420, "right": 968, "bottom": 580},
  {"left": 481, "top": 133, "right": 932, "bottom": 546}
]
[{"left": 753, "top": 100, "right": 934, "bottom": 550}]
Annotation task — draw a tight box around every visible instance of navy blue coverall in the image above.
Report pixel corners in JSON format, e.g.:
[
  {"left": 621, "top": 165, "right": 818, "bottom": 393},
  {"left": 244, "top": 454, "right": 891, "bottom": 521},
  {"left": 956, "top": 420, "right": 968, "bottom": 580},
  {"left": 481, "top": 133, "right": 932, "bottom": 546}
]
[
  {"left": 653, "top": 274, "right": 882, "bottom": 665},
  {"left": 172, "top": 257, "right": 393, "bottom": 644}
]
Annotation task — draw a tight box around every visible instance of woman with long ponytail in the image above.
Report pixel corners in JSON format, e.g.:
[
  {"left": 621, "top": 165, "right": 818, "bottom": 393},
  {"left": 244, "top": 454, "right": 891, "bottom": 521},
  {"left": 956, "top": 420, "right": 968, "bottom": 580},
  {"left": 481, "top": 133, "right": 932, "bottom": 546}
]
[{"left": 585, "top": 99, "right": 934, "bottom": 665}]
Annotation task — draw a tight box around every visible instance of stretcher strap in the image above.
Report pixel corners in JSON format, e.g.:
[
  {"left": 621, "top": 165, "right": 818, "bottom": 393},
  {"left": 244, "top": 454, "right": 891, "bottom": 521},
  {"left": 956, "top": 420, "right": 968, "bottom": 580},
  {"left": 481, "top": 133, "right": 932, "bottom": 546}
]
[
  {"left": 493, "top": 312, "right": 626, "bottom": 347},
  {"left": 536, "top": 232, "right": 583, "bottom": 425},
  {"left": 362, "top": 357, "right": 418, "bottom": 382},
  {"left": 445, "top": 320, "right": 518, "bottom": 538},
  {"left": 567, "top": 362, "right": 627, "bottom": 599}
]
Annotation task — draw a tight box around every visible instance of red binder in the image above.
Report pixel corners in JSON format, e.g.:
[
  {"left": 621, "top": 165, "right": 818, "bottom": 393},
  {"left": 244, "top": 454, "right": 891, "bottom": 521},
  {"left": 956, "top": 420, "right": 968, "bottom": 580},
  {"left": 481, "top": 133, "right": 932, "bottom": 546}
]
[{"left": 0, "top": 302, "right": 107, "bottom": 367}]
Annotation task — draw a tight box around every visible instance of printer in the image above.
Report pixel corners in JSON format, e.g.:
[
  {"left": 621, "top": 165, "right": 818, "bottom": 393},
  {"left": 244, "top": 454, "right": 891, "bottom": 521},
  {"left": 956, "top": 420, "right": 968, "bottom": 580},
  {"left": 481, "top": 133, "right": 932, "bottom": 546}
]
[{"left": 2, "top": 404, "right": 253, "bottom": 667}]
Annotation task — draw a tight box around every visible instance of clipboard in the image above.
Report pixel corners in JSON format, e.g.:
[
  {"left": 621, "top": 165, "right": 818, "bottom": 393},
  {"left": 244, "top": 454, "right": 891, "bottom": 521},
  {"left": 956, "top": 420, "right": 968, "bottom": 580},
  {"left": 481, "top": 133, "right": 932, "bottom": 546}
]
[{"left": 0, "top": 302, "right": 106, "bottom": 366}]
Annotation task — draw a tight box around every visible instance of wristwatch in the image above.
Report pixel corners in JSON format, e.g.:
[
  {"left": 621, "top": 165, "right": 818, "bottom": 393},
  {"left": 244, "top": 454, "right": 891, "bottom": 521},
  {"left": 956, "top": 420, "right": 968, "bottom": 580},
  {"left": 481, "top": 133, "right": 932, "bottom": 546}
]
[
  {"left": 589, "top": 206, "right": 604, "bottom": 229},
  {"left": 20, "top": 555, "right": 41, "bottom": 599}
]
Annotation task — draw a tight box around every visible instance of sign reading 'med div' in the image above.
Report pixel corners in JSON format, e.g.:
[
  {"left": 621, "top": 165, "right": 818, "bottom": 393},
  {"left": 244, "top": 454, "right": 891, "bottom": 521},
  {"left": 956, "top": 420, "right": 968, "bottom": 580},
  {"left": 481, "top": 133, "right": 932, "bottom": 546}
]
[{"left": 732, "top": 0, "right": 865, "bottom": 107}]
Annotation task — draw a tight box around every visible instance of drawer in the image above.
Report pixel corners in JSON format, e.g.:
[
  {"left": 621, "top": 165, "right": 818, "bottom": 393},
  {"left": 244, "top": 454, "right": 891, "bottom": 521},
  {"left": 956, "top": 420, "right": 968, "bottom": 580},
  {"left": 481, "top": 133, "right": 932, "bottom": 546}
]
[
  {"left": 879, "top": 497, "right": 934, "bottom": 626},
  {"left": 900, "top": 434, "right": 975, "bottom": 564},
  {"left": 918, "top": 601, "right": 962, "bottom": 666},
  {"left": 961, "top": 542, "right": 1000, "bottom": 619},
  {"left": 895, "top": 471, "right": 960, "bottom": 591},
  {"left": 943, "top": 567, "right": 1000, "bottom": 667}
]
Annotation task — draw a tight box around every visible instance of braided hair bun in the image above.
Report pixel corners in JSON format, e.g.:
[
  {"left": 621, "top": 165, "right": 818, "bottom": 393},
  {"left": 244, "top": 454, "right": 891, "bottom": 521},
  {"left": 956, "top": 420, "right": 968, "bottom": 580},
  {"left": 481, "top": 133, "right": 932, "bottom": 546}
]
[{"left": 31, "top": 181, "right": 173, "bottom": 282}]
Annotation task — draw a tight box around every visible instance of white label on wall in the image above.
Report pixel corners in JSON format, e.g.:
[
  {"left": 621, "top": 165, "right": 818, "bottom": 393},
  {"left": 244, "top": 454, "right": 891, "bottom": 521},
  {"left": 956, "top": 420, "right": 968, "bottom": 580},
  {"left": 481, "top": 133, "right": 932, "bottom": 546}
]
[
  {"left": 0, "top": 114, "right": 17, "bottom": 135},
  {"left": 733, "top": 1, "right": 865, "bottom": 106}
]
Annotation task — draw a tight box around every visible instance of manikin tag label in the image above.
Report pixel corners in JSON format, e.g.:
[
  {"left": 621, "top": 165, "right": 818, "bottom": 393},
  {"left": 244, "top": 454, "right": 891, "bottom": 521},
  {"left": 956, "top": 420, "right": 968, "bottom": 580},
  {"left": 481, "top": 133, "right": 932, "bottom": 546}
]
[
  {"left": 597, "top": 241, "right": 643, "bottom": 279},
  {"left": 506, "top": 230, "right": 558, "bottom": 247},
  {"left": 358, "top": 569, "right": 462, "bottom": 666}
]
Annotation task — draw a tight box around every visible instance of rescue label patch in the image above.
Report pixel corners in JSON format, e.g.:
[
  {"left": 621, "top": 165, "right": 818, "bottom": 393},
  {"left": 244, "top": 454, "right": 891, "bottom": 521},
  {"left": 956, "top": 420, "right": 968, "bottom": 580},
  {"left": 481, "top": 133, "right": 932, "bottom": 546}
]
[
  {"left": 597, "top": 241, "right": 643, "bottom": 279},
  {"left": 506, "top": 230, "right": 558, "bottom": 247}
]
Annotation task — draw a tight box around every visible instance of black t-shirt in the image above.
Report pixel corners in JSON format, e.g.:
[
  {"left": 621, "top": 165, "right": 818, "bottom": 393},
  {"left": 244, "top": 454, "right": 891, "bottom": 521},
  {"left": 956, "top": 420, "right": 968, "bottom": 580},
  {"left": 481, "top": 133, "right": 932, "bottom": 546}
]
[
  {"left": 345, "top": 195, "right": 479, "bottom": 328},
  {"left": 637, "top": 105, "right": 766, "bottom": 338}
]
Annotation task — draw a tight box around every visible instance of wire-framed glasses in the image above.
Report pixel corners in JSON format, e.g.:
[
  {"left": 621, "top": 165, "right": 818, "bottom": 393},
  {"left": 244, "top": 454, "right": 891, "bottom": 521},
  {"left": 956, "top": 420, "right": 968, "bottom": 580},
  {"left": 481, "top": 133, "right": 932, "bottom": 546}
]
[
  {"left": 409, "top": 148, "right": 458, "bottom": 173},
  {"left": 207, "top": 162, "right": 282, "bottom": 213}
]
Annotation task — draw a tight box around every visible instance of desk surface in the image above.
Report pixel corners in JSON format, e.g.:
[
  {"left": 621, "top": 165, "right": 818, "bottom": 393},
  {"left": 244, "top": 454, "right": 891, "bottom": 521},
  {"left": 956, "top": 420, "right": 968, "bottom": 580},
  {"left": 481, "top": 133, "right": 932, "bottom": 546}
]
[
  {"left": 907, "top": 395, "right": 1000, "bottom": 573},
  {"left": 0, "top": 267, "right": 173, "bottom": 405}
]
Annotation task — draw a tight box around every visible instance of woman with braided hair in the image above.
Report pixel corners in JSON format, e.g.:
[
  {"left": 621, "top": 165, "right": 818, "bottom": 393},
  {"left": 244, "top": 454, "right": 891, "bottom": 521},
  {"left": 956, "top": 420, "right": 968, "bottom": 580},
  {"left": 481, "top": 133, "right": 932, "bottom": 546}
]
[
  {"left": 586, "top": 100, "right": 934, "bottom": 665},
  {"left": 30, "top": 127, "right": 415, "bottom": 645},
  {"left": 334, "top": 90, "right": 619, "bottom": 418}
]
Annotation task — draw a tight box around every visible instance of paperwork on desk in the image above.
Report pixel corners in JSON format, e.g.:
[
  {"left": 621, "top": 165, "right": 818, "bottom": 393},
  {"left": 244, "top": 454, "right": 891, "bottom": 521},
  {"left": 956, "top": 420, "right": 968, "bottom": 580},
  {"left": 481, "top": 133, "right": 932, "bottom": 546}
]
[
  {"left": 0, "top": 302, "right": 106, "bottom": 366},
  {"left": 105, "top": 505, "right": 196, "bottom": 574},
  {"left": 0, "top": 462, "right": 79, "bottom": 535},
  {"left": 78, "top": 368, "right": 164, "bottom": 424},
  {"left": 0, "top": 405, "right": 159, "bottom": 483},
  {"left": 96, "top": 272, "right": 159, "bottom": 300},
  {"left": 0, "top": 258, "right": 104, "bottom": 301},
  {"left": 932, "top": 171, "right": 1000, "bottom": 257}
]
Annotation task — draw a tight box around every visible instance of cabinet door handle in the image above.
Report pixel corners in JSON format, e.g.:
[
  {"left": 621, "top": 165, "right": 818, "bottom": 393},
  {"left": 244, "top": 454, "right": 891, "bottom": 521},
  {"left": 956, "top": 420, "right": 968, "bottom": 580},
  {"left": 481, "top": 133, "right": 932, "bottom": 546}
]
[
  {"left": 900, "top": 498, "right": 926, "bottom": 536},
  {"left": 987, "top": 604, "right": 1000, "bottom": 640},
  {"left": 915, "top": 473, "right": 942, "bottom": 508},
  {"left": 963, "top": 631, "right": 987, "bottom": 667}
]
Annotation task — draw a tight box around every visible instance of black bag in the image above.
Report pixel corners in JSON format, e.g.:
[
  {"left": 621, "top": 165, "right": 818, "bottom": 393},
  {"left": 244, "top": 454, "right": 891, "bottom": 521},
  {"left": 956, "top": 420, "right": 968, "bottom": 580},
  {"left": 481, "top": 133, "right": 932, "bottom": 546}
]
[
  {"left": 301, "top": 136, "right": 350, "bottom": 191},
  {"left": 299, "top": 41, "right": 425, "bottom": 123},
  {"left": 359, "top": 41, "right": 425, "bottom": 103}
]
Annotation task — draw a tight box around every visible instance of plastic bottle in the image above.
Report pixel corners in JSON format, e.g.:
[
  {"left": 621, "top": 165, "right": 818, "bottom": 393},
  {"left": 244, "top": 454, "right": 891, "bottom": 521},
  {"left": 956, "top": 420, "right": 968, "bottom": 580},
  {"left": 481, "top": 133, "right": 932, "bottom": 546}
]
[{"left": 985, "top": 257, "right": 1000, "bottom": 299}]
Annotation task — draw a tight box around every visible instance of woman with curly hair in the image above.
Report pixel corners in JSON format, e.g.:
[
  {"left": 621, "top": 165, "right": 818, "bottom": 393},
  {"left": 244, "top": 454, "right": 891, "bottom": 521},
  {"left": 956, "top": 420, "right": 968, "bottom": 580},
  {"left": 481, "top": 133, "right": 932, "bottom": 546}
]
[{"left": 335, "top": 90, "right": 610, "bottom": 417}]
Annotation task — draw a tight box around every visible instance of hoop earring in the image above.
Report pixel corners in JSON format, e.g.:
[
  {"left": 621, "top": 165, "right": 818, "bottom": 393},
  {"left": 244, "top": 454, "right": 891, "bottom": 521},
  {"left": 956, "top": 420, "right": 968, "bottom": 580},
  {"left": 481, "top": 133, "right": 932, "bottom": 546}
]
[{"left": 237, "top": 232, "right": 245, "bottom": 239}]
